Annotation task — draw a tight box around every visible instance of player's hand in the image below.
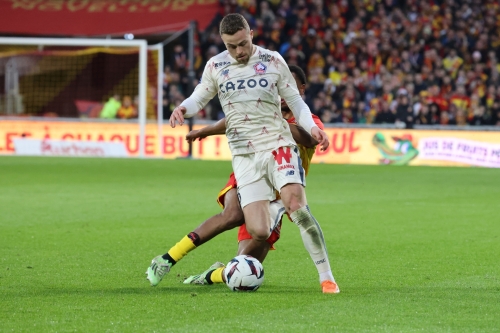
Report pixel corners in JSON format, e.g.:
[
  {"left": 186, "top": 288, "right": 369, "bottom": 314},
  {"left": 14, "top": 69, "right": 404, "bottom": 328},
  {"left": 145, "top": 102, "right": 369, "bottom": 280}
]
[
  {"left": 186, "top": 130, "right": 207, "bottom": 143},
  {"left": 169, "top": 106, "right": 186, "bottom": 128},
  {"left": 311, "top": 127, "right": 329, "bottom": 151}
]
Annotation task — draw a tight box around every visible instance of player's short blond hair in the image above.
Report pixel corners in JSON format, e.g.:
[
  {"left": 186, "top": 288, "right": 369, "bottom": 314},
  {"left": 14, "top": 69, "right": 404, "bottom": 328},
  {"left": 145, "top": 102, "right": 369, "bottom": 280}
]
[{"left": 220, "top": 13, "right": 250, "bottom": 36}]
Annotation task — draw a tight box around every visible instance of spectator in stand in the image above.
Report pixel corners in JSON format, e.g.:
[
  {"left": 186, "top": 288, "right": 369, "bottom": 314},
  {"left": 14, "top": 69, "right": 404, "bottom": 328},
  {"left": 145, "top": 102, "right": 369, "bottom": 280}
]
[
  {"left": 117, "top": 96, "right": 137, "bottom": 119},
  {"left": 171, "top": 45, "right": 187, "bottom": 73},
  {"left": 100, "top": 94, "right": 121, "bottom": 119},
  {"left": 341, "top": 108, "right": 354, "bottom": 123},
  {"left": 456, "top": 108, "right": 468, "bottom": 126},
  {"left": 395, "top": 93, "right": 414, "bottom": 129},
  {"left": 470, "top": 106, "right": 490, "bottom": 126},
  {"left": 414, "top": 103, "right": 431, "bottom": 125},
  {"left": 440, "top": 111, "right": 456, "bottom": 126},
  {"left": 428, "top": 103, "right": 441, "bottom": 125},
  {"left": 163, "top": 65, "right": 172, "bottom": 89},
  {"left": 355, "top": 102, "right": 367, "bottom": 123},
  {"left": 443, "top": 50, "right": 463, "bottom": 79},
  {"left": 374, "top": 100, "right": 396, "bottom": 124},
  {"left": 413, "top": 74, "right": 427, "bottom": 95}
]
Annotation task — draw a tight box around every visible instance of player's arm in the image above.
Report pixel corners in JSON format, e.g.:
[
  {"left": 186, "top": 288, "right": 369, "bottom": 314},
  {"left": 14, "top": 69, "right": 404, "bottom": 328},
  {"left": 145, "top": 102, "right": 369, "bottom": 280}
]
[
  {"left": 275, "top": 55, "right": 329, "bottom": 150},
  {"left": 289, "top": 124, "right": 318, "bottom": 148},
  {"left": 186, "top": 118, "right": 227, "bottom": 143},
  {"left": 169, "top": 62, "right": 217, "bottom": 128}
]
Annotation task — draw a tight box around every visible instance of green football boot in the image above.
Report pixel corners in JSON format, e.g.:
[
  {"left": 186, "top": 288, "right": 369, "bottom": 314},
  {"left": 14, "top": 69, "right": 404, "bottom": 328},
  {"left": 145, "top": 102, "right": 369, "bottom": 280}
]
[{"left": 183, "top": 262, "right": 225, "bottom": 285}]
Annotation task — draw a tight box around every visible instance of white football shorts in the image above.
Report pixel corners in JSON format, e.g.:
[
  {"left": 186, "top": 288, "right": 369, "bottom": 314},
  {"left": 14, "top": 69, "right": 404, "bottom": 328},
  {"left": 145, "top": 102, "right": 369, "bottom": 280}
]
[{"left": 232, "top": 145, "right": 305, "bottom": 208}]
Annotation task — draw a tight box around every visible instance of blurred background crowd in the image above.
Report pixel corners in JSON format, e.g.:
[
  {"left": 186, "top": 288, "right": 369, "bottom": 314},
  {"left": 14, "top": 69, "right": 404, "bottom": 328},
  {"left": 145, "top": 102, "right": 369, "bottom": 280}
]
[{"left": 163, "top": 0, "right": 500, "bottom": 127}]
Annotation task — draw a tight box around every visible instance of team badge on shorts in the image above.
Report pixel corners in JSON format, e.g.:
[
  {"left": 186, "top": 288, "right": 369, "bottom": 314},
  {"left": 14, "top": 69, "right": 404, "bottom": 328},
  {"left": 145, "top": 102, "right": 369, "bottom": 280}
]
[{"left": 253, "top": 62, "right": 267, "bottom": 75}]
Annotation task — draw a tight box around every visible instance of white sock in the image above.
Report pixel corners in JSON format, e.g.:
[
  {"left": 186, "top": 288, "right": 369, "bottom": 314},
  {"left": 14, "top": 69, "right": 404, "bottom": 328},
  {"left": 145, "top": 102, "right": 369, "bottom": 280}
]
[
  {"left": 290, "top": 205, "right": 335, "bottom": 283},
  {"left": 320, "top": 271, "right": 335, "bottom": 283}
]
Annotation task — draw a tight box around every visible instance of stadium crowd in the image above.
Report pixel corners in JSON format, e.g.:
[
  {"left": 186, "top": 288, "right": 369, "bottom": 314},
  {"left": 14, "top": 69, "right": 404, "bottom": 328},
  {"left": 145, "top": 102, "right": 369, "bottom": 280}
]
[{"left": 163, "top": 0, "right": 500, "bottom": 127}]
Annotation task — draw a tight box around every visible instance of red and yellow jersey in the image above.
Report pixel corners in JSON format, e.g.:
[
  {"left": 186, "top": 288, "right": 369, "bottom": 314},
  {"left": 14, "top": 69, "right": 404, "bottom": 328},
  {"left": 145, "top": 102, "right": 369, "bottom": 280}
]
[
  {"left": 450, "top": 94, "right": 470, "bottom": 110},
  {"left": 285, "top": 114, "right": 324, "bottom": 176}
]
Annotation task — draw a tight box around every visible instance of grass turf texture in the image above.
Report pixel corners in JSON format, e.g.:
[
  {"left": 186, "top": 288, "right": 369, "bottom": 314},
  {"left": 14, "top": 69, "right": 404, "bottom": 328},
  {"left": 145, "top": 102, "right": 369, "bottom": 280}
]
[{"left": 0, "top": 156, "right": 499, "bottom": 332}]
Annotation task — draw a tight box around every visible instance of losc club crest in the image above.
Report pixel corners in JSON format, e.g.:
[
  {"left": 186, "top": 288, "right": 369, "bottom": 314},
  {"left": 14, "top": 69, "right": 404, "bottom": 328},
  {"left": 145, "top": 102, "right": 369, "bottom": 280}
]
[{"left": 253, "top": 62, "right": 267, "bottom": 75}]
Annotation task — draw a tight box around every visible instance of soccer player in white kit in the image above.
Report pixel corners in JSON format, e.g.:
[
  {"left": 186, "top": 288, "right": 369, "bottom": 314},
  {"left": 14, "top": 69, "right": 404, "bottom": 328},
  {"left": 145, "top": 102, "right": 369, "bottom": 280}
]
[{"left": 165, "top": 13, "right": 339, "bottom": 293}]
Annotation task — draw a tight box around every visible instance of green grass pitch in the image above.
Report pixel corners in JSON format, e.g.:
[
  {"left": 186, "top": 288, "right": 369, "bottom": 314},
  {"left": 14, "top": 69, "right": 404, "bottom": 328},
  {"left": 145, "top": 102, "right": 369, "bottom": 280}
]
[{"left": 1, "top": 156, "right": 499, "bottom": 332}]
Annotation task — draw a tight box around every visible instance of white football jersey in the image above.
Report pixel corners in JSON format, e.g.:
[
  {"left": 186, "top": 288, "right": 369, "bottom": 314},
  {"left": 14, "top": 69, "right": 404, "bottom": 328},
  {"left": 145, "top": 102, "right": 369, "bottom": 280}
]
[{"left": 181, "top": 45, "right": 316, "bottom": 155}]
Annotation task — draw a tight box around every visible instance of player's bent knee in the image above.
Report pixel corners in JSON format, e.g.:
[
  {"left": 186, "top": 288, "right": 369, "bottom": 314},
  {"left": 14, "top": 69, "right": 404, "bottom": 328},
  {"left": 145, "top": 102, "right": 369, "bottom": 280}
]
[{"left": 246, "top": 225, "right": 271, "bottom": 242}]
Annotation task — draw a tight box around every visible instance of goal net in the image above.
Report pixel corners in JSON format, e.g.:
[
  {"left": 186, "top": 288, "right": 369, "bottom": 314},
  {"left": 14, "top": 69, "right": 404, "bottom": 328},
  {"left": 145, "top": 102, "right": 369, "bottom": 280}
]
[{"left": 0, "top": 37, "right": 161, "bottom": 157}]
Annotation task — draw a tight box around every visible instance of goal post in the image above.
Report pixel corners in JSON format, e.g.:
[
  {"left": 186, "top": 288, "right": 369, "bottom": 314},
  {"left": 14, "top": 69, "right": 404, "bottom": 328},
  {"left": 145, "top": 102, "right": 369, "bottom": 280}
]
[
  {"left": 0, "top": 37, "right": 149, "bottom": 157},
  {"left": 148, "top": 42, "right": 164, "bottom": 158}
]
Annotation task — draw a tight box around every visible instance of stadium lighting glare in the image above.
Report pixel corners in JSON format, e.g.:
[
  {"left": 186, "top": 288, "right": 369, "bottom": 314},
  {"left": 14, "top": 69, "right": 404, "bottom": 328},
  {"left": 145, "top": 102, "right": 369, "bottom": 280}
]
[{"left": 124, "top": 33, "right": 135, "bottom": 40}]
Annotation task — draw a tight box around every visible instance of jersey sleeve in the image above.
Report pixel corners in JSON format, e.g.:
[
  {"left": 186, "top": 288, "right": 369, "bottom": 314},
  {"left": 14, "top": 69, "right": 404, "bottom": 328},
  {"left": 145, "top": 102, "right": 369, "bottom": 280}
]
[
  {"left": 274, "top": 53, "right": 318, "bottom": 135},
  {"left": 180, "top": 61, "right": 218, "bottom": 118},
  {"left": 312, "top": 114, "right": 325, "bottom": 130}
]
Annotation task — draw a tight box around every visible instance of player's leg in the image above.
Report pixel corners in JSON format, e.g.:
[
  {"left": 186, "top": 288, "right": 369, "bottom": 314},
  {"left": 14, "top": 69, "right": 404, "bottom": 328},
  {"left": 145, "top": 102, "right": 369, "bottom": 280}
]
[
  {"left": 183, "top": 239, "right": 271, "bottom": 285},
  {"left": 280, "top": 183, "right": 339, "bottom": 293},
  {"left": 242, "top": 201, "right": 272, "bottom": 240},
  {"left": 146, "top": 181, "right": 244, "bottom": 286},
  {"left": 272, "top": 146, "right": 339, "bottom": 294},
  {"left": 237, "top": 238, "right": 270, "bottom": 263},
  {"left": 159, "top": 188, "right": 244, "bottom": 264},
  {"left": 204, "top": 237, "right": 271, "bottom": 285},
  {"left": 237, "top": 198, "right": 284, "bottom": 262},
  {"left": 182, "top": 155, "right": 276, "bottom": 286},
  {"left": 183, "top": 200, "right": 284, "bottom": 285},
  {"left": 238, "top": 177, "right": 276, "bottom": 242},
  {"left": 231, "top": 153, "right": 275, "bottom": 242},
  {"left": 181, "top": 224, "right": 271, "bottom": 286},
  {"left": 192, "top": 188, "right": 244, "bottom": 244}
]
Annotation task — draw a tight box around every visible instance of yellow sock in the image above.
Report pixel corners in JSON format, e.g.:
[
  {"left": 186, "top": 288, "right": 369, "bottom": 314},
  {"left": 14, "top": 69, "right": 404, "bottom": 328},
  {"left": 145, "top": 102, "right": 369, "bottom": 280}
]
[
  {"left": 210, "top": 267, "right": 225, "bottom": 284},
  {"left": 167, "top": 236, "right": 197, "bottom": 262}
]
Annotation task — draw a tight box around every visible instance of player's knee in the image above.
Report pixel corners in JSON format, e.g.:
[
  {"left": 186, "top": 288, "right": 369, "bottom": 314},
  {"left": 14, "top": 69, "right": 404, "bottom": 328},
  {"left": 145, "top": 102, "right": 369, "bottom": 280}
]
[
  {"left": 285, "top": 196, "right": 305, "bottom": 215},
  {"left": 281, "top": 184, "right": 306, "bottom": 214},
  {"left": 287, "top": 201, "right": 303, "bottom": 214},
  {"left": 247, "top": 224, "right": 271, "bottom": 242}
]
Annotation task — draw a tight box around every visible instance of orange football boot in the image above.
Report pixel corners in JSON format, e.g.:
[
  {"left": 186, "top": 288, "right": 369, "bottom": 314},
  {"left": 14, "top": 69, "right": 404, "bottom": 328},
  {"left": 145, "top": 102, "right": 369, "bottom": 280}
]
[{"left": 321, "top": 280, "right": 340, "bottom": 294}]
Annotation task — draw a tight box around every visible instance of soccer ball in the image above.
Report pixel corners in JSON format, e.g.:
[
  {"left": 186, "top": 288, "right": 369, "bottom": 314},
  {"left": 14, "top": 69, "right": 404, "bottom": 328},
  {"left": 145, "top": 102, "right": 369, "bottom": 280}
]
[{"left": 224, "top": 255, "right": 264, "bottom": 292}]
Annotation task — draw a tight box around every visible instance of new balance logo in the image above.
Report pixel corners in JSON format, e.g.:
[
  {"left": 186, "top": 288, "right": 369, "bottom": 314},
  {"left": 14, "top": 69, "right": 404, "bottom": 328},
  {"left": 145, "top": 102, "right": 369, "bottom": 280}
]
[
  {"left": 285, "top": 170, "right": 295, "bottom": 176},
  {"left": 259, "top": 53, "right": 272, "bottom": 62}
]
